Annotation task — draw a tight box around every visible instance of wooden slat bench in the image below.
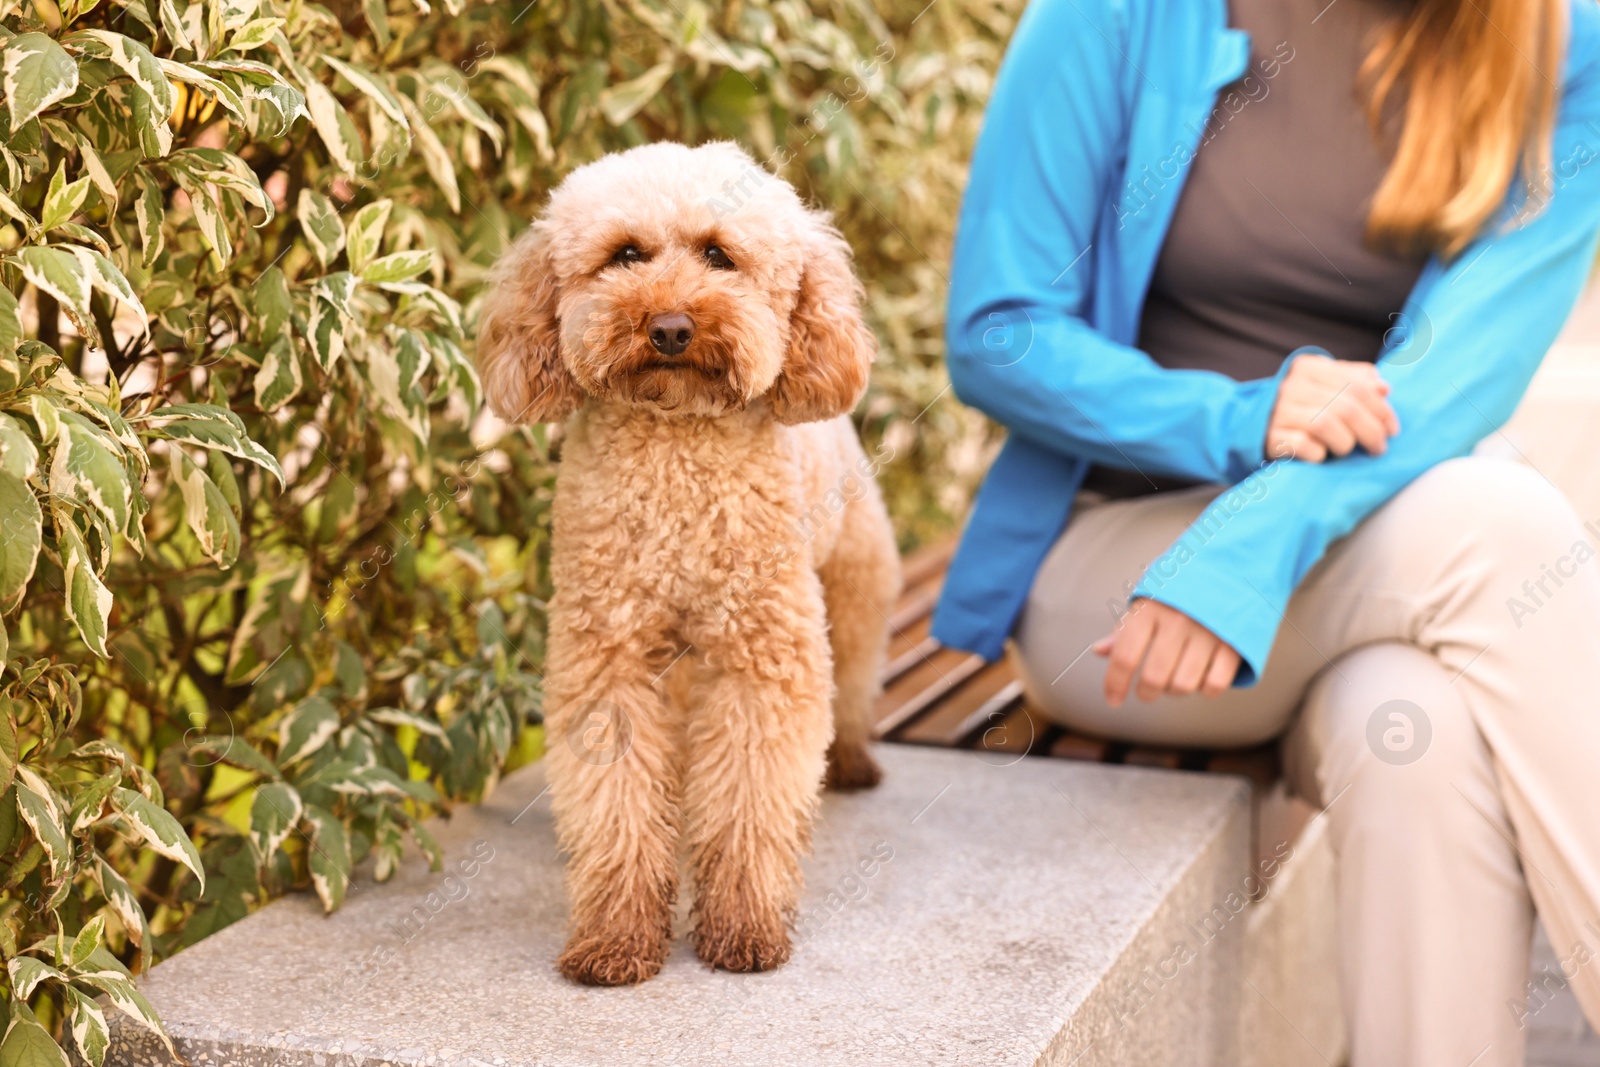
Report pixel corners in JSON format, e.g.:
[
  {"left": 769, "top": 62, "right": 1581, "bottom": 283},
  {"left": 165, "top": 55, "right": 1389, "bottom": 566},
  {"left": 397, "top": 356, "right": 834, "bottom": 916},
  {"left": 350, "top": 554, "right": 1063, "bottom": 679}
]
[{"left": 876, "top": 539, "right": 1281, "bottom": 792}]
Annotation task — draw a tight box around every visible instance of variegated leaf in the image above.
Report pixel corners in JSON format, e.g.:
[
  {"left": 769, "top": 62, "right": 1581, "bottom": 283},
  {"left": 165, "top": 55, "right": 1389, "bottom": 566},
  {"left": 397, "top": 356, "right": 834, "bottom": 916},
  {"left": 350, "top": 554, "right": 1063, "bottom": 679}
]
[
  {"left": 239, "top": 77, "right": 305, "bottom": 134},
  {"left": 322, "top": 54, "right": 406, "bottom": 127},
  {"left": 8, "top": 956, "right": 65, "bottom": 999},
  {"left": 366, "top": 705, "right": 446, "bottom": 738},
  {"left": 0, "top": 414, "right": 38, "bottom": 479},
  {"left": 422, "top": 66, "right": 501, "bottom": 154},
  {"left": 400, "top": 96, "right": 458, "bottom": 212},
  {"left": 314, "top": 270, "right": 356, "bottom": 317},
  {"left": 158, "top": 58, "right": 245, "bottom": 119},
  {"left": 53, "top": 222, "right": 111, "bottom": 255},
  {"left": 158, "top": 0, "right": 192, "bottom": 50},
  {"left": 172, "top": 171, "right": 232, "bottom": 265},
  {"left": 67, "top": 772, "right": 118, "bottom": 834},
  {"left": 249, "top": 780, "right": 301, "bottom": 859},
  {"left": 134, "top": 171, "right": 164, "bottom": 268},
  {"left": 253, "top": 264, "right": 292, "bottom": 339},
  {"left": 186, "top": 734, "right": 279, "bottom": 779},
  {"left": 331, "top": 764, "right": 408, "bottom": 798},
  {"left": 14, "top": 766, "right": 71, "bottom": 882},
  {"left": 0, "top": 710, "right": 16, "bottom": 794},
  {"left": 305, "top": 301, "right": 341, "bottom": 372},
  {"left": 225, "top": 16, "right": 280, "bottom": 51},
  {"left": 0, "top": 470, "right": 38, "bottom": 619},
  {"left": 169, "top": 449, "right": 240, "bottom": 567},
  {"left": 3, "top": 33, "right": 80, "bottom": 130},
  {"left": 296, "top": 187, "right": 343, "bottom": 267},
  {"left": 63, "top": 988, "right": 109, "bottom": 1067},
  {"left": 482, "top": 57, "right": 552, "bottom": 161},
  {"left": 373, "top": 814, "right": 403, "bottom": 882},
  {"left": 92, "top": 856, "right": 151, "bottom": 971},
  {"left": 66, "top": 914, "right": 106, "bottom": 968},
  {"left": 57, "top": 519, "right": 112, "bottom": 658},
  {"left": 167, "top": 147, "right": 273, "bottom": 223},
  {"left": 64, "top": 30, "right": 172, "bottom": 115},
  {"left": 276, "top": 695, "right": 338, "bottom": 766},
  {"left": 344, "top": 198, "right": 389, "bottom": 275},
  {"left": 110, "top": 787, "right": 205, "bottom": 889},
  {"left": 72, "top": 137, "right": 118, "bottom": 212},
  {"left": 216, "top": 0, "right": 260, "bottom": 32},
  {"left": 154, "top": 418, "right": 284, "bottom": 488},
  {"left": 14, "top": 246, "right": 93, "bottom": 335},
  {"left": 28, "top": 395, "right": 60, "bottom": 446},
  {"left": 301, "top": 803, "right": 350, "bottom": 912},
  {"left": 361, "top": 249, "right": 431, "bottom": 284},
  {"left": 138, "top": 401, "right": 245, "bottom": 428},
  {"left": 598, "top": 62, "right": 672, "bottom": 126},
  {"left": 73, "top": 246, "right": 148, "bottom": 325},
  {"left": 369, "top": 331, "right": 429, "bottom": 442},
  {"left": 129, "top": 75, "right": 173, "bottom": 157},
  {"left": 0, "top": 187, "right": 35, "bottom": 230},
  {"left": 39, "top": 160, "right": 90, "bottom": 233},
  {"left": 70, "top": 970, "right": 174, "bottom": 1057},
  {"left": 253, "top": 334, "right": 301, "bottom": 412},
  {"left": 65, "top": 395, "right": 142, "bottom": 458},
  {"left": 303, "top": 77, "right": 363, "bottom": 177},
  {"left": 51, "top": 413, "right": 131, "bottom": 533}
]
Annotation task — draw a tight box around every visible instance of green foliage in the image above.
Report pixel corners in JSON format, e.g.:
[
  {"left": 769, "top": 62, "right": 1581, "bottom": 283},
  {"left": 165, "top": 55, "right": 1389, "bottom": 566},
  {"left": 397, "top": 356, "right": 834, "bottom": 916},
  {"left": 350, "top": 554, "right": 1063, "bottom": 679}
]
[{"left": 0, "top": 0, "right": 1015, "bottom": 1055}]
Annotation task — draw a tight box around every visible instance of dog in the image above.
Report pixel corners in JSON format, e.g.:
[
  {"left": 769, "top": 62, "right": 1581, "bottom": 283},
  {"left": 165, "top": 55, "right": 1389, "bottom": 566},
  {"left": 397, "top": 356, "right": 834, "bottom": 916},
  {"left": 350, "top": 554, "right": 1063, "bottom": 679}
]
[{"left": 475, "top": 141, "right": 900, "bottom": 986}]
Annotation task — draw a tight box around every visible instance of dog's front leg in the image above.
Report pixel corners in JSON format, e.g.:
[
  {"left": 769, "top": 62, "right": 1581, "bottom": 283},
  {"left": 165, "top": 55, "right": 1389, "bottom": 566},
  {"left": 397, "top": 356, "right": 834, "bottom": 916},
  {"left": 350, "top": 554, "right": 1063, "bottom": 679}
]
[
  {"left": 545, "top": 609, "right": 682, "bottom": 986},
  {"left": 681, "top": 569, "right": 834, "bottom": 972}
]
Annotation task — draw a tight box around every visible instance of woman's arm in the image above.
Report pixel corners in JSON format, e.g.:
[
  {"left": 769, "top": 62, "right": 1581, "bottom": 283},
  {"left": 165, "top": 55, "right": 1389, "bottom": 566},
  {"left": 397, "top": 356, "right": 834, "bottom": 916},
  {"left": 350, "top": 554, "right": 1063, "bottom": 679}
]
[
  {"left": 1127, "top": 16, "right": 1600, "bottom": 686},
  {"left": 945, "top": 0, "right": 1284, "bottom": 486}
]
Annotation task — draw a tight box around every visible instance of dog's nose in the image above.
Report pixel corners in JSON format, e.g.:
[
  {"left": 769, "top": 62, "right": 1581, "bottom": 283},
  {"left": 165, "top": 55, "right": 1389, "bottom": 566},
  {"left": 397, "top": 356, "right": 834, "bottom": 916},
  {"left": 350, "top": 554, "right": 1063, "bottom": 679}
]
[{"left": 647, "top": 312, "right": 695, "bottom": 356}]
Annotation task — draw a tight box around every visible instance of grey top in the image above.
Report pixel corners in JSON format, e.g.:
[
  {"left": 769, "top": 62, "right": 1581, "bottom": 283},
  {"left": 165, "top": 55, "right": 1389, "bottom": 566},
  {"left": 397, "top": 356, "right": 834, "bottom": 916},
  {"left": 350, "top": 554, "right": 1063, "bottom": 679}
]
[{"left": 1086, "top": 0, "right": 1424, "bottom": 497}]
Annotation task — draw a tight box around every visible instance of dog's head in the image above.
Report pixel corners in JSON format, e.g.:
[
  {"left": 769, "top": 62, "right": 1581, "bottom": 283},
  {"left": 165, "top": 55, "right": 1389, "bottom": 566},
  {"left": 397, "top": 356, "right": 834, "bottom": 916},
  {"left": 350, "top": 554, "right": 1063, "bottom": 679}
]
[{"left": 475, "top": 142, "right": 875, "bottom": 424}]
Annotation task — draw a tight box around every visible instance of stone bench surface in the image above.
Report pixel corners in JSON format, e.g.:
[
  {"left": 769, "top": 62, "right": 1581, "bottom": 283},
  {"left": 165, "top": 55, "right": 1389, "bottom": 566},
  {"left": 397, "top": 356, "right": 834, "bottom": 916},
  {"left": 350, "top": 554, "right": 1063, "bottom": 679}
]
[{"left": 114, "top": 745, "right": 1249, "bottom": 1067}]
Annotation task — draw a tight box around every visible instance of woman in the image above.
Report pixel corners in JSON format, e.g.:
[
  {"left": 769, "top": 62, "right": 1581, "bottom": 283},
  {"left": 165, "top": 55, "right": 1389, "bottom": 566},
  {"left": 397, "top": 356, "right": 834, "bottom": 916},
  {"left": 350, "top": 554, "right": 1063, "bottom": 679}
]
[{"left": 932, "top": 0, "right": 1600, "bottom": 1063}]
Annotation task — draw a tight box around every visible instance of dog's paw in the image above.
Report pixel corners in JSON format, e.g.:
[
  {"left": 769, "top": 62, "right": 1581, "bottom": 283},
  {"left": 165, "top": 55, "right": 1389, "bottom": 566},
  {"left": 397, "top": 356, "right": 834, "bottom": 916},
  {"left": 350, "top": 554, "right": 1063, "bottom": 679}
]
[
  {"left": 558, "top": 932, "right": 668, "bottom": 986},
  {"left": 691, "top": 916, "right": 792, "bottom": 973},
  {"left": 825, "top": 741, "right": 883, "bottom": 792}
]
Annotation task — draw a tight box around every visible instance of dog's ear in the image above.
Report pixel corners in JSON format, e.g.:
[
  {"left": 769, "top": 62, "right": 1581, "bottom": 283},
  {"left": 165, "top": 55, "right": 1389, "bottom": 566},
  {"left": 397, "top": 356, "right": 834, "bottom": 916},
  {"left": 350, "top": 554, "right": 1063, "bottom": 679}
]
[
  {"left": 767, "top": 212, "right": 875, "bottom": 425},
  {"left": 475, "top": 223, "right": 584, "bottom": 424}
]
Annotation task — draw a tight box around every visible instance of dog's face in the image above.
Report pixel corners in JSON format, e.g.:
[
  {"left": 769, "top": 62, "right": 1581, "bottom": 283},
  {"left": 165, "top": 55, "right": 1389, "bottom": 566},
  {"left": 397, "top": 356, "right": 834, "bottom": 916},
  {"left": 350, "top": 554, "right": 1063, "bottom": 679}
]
[{"left": 475, "top": 142, "right": 874, "bottom": 424}]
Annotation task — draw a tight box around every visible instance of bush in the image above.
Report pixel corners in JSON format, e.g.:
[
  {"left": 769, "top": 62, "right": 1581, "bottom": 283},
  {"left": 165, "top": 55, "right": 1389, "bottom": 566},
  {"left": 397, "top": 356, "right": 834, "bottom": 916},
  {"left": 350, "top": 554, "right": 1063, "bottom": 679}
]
[{"left": 0, "top": 0, "right": 1015, "bottom": 1057}]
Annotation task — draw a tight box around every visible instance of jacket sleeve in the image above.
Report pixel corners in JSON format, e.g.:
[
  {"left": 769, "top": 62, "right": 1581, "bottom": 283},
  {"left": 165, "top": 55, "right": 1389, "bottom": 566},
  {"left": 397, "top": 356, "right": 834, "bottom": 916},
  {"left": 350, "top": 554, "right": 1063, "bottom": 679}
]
[
  {"left": 1133, "top": 17, "right": 1600, "bottom": 684},
  {"left": 945, "top": 0, "right": 1284, "bottom": 486}
]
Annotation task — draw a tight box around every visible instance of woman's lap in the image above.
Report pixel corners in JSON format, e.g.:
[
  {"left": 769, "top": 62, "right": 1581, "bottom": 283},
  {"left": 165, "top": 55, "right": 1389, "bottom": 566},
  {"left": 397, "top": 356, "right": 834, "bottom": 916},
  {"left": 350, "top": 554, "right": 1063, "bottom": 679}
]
[
  {"left": 1012, "top": 481, "right": 1326, "bottom": 747},
  {"left": 1011, "top": 454, "right": 1582, "bottom": 749}
]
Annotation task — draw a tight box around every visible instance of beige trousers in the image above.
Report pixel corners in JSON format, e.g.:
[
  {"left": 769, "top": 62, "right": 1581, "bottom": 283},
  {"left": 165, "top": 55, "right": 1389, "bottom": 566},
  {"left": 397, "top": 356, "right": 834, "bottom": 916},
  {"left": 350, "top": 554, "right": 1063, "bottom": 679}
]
[{"left": 1012, "top": 456, "right": 1600, "bottom": 1067}]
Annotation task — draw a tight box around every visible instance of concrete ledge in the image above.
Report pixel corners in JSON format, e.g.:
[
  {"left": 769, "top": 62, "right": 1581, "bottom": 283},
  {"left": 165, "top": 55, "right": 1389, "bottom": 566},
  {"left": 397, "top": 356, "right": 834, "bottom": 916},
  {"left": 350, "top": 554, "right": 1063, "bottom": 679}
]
[
  {"left": 111, "top": 746, "right": 1253, "bottom": 1067},
  {"left": 1239, "top": 809, "right": 1345, "bottom": 1067}
]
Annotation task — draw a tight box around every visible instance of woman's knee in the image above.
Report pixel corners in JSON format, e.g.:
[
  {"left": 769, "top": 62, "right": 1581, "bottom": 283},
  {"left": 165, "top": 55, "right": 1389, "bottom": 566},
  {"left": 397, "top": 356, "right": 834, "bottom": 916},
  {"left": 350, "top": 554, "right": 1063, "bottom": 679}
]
[{"left": 1286, "top": 643, "right": 1495, "bottom": 815}]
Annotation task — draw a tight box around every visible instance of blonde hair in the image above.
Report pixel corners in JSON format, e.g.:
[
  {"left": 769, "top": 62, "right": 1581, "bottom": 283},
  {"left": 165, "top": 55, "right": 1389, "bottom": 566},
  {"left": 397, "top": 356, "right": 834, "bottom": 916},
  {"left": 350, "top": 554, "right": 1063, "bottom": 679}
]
[{"left": 1362, "top": 0, "right": 1565, "bottom": 258}]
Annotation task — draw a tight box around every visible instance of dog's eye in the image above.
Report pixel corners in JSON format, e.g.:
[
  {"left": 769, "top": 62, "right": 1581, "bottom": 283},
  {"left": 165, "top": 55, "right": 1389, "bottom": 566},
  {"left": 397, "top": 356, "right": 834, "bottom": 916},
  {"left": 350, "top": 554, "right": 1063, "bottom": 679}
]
[
  {"left": 610, "top": 244, "right": 646, "bottom": 266},
  {"left": 703, "top": 244, "right": 736, "bottom": 271}
]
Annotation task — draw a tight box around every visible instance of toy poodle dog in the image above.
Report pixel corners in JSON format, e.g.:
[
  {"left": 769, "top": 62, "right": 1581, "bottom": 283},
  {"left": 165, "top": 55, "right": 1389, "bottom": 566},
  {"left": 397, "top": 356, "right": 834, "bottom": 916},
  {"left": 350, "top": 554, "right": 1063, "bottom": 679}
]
[{"left": 475, "top": 141, "right": 900, "bottom": 986}]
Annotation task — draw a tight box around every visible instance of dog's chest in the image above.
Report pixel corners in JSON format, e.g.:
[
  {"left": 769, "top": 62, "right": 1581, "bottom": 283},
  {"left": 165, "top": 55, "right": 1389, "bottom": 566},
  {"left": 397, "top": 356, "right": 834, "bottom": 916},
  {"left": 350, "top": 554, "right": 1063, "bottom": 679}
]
[{"left": 552, "top": 413, "right": 829, "bottom": 604}]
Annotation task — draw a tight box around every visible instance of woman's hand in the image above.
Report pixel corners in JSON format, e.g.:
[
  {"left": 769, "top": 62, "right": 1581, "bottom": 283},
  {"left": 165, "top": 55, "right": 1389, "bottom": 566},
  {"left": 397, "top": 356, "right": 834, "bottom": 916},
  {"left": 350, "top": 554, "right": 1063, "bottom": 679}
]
[
  {"left": 1266, "top": 352, "right": 1400, "bottom": 463},
  {"left": 1093, "top": 598, "right": 1242, "bottom": 706}
]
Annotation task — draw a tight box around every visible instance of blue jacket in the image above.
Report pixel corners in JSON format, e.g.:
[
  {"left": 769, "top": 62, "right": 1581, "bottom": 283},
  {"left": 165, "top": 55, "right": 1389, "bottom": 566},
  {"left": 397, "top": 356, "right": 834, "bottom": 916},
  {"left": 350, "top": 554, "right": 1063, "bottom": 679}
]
[{"left": 931, "top": 0, "right": 1600, "bottom": 685}]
